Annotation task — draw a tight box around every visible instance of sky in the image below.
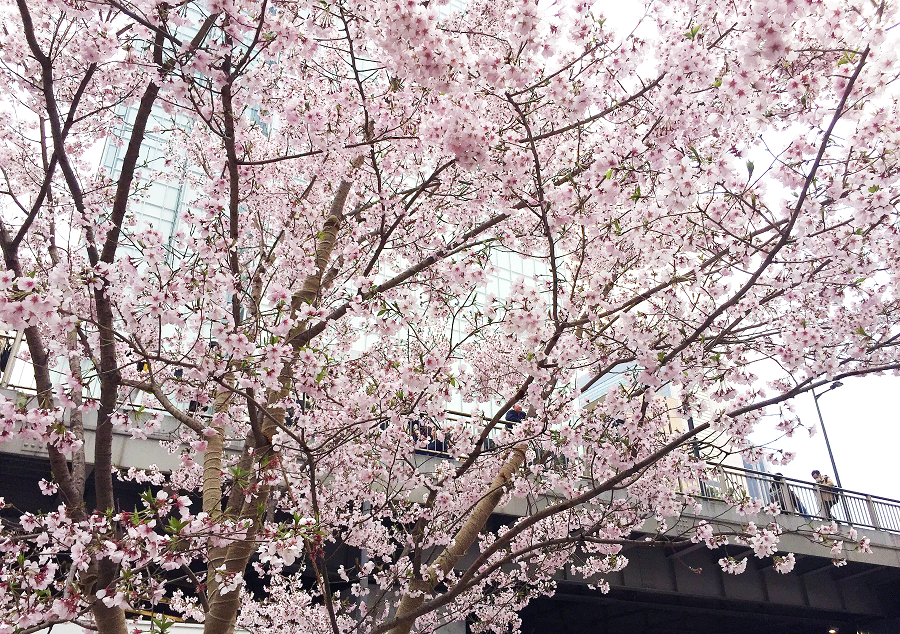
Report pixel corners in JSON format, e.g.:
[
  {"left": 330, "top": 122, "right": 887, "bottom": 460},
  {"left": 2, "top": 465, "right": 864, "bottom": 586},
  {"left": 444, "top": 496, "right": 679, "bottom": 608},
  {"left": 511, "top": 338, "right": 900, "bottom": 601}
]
[
  {"left": 750, "top": 375, "right": 900, "bottom": 500},
  {"left": 595, "top": 1, "right": 900, "bottom": 502}
]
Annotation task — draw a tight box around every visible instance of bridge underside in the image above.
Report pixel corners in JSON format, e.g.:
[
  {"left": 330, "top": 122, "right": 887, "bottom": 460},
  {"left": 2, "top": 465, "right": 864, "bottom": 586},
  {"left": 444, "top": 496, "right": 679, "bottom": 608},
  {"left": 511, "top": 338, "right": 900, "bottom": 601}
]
[
  {"left": 521, "top": 583, "right": 900, "bottom": 634},
  {"left": 4, "top": 453, "right": 900, "bottom": 634},
  {"left": 520, "top": 538, "right": 900, "bottom": 634}
]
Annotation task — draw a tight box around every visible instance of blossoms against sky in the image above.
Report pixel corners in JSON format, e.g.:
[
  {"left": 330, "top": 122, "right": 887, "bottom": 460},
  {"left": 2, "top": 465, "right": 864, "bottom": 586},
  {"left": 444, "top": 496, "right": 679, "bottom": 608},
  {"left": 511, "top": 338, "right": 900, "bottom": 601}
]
[{"left": 0, "top": 0, "right": 898, "bottom": 633}]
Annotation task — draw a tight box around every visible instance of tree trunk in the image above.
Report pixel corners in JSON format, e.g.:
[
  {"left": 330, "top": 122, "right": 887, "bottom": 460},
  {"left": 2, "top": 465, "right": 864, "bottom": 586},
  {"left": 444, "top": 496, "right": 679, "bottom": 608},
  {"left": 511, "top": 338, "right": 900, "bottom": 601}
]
[
  {"left": 388, "top": 444, "right": 528, "bottom": 634},
  {"left": 92, "top": 600, "right": 129, "bottom": 634},
  {"left": 204, "top": 374, "right": 234, "bottom": 626},
  {"left": 202, "top": 175, "right": 358, "bottom": 634}
]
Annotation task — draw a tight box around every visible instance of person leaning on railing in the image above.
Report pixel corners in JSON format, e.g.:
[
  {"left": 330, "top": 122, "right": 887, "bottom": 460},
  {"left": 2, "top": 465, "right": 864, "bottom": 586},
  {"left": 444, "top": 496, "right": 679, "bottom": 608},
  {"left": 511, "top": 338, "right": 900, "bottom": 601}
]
[
  {"left": 504, "top": 404, "right": 526, "bottom": 426},
  {"left": 769, "top": 473, "right": 810, "bottom": 519},
  {"left": 812, "top": 469, "right": 839, "bottom": 520},
  {"left": 481, "top": 405, "right": 526, "bottom": 452}
]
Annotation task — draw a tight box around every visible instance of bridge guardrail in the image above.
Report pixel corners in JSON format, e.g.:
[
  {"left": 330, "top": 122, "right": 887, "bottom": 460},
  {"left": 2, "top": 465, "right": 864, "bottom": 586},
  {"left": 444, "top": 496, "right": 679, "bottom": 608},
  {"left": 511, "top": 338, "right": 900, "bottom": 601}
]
[
  {"left": 5, "top": 352, "right": 900, "bottom": 536},
  {"left": 697, "top": 465, "right": 900, "bottom": 533},
  {"left": 410, "top": 419, "right": 900, "bottom": 533},
  {"left": 407, "top": 415, "right": 900, "bottom": 533}
]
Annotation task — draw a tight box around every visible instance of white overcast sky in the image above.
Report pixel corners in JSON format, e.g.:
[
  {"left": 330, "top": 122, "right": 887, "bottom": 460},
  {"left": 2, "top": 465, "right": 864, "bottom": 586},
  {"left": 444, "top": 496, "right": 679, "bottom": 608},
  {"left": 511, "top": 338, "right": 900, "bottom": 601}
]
[{"left": 750, "top": 375, "right": 900, "bottom": 500}]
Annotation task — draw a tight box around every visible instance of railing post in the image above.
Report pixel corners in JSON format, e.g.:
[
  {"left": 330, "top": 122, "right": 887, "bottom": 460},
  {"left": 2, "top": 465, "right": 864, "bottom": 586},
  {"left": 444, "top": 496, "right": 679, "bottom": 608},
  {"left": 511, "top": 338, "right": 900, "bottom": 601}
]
[
  {"left": 778, "top": 480, "right": 797, "bottom": 514},
  {"left": 814, "top": 487, "right": 827, "bottom": 521},
  {"left": 840, "top": 492, "right": 853, "bottom": 527},
  {"left": 716, "top": 465, "right": 729, "bottom": 500},
  {"left": 866, "top": 495, "right": 881, "bottom": 529}
]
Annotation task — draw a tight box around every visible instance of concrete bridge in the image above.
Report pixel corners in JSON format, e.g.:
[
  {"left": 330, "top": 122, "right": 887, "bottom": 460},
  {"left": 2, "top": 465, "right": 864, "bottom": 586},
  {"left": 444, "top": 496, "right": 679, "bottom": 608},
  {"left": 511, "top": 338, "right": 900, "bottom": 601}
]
[
  {"left": 517, "top": 485, "right": 900, "bottom": 634},
  {"left": 507, "top": 466, "right": 900, "bottom": 634},
  {"left": 2, "top": 389, "right": 900, "bottom": 634},
  {"left": 421, "top": 450, "right": 900, "bottom": 634}
]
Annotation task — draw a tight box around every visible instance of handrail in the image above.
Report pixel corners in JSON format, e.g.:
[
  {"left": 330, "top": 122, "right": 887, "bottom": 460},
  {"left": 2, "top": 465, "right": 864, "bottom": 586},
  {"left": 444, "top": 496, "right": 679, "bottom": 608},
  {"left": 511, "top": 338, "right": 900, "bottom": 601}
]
[
  {"left": 404, "top": 415, "right": 900, "bottom": 533},
  {"left": 715, "top": 463, "right": 900, "bottom": 505},
  {"left": 410, "top": 426, "right": 900, "bottom": 533},
  {"left": 696, "top": 464, "right": 900, "bottom": 533},
  {"left": 5, "top": 364, "right": 900, "bottom": 533}
]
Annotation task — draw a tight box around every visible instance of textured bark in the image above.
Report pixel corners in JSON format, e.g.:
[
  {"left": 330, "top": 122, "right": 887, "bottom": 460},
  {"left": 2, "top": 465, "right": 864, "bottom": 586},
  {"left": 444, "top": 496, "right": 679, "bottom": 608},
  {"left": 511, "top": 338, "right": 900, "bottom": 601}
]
[
  {"left": 294, "top": 176, "right": 357, "bottom": 308},
  {"left": 65, "top": 330, "right": 87, "bottom": 502},
  {"left": 387, "top": 444, "right": 528, "bottom": 634},
  {"left": 202, "top": 171, "right": 359, "bottom": 634},
  {"left": 203, "top": 516, "right": 263, "bottom": 634},
  {"left": 203, "top": 375, "right": 233, "bottom": 622},
  {"left": 202, "top": 423, "right": 226, "bottom": 515},
  {"left": 224, "top": 434, "right": 256, "bottom": 518},
  {"left": 203, "top": 376, "right": 233, "bottom": 516},
  {"left": 90, "top": 600, "right": 128, "bottom": 634}
]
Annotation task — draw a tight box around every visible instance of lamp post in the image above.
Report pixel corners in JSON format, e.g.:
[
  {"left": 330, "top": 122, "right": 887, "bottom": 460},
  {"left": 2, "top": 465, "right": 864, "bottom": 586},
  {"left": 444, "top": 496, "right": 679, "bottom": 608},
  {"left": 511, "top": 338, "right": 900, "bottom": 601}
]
[
  {"left": 812, "top": 381, "right": 850, "bottom": 522},
  {"left": 812, "top": 381, "right": 844, "bottom": 488}
]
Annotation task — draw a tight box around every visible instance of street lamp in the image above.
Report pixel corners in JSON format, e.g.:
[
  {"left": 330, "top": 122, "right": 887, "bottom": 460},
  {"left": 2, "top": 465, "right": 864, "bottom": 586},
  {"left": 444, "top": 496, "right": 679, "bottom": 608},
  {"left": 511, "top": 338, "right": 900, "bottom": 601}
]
[
  {"left": 812, "top": 381, "right": 844, "bottom": 489},
  {"left": 812, "top": 381, "right": 854, "bottom": 523}
]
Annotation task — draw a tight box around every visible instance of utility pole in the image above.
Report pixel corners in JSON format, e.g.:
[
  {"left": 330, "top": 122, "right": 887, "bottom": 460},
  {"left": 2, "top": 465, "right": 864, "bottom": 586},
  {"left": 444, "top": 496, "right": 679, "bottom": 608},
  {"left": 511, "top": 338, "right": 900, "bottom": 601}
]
[{"left": 812, "top": 381, "right": 850, "bottom": 522}]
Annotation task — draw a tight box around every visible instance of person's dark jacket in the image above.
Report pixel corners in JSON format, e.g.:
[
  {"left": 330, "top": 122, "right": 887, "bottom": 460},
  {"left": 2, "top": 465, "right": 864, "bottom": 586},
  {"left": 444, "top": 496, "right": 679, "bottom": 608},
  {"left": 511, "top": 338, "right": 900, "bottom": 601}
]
[{"left": 505, "top": 409, "right": 526, "bottom": 423}]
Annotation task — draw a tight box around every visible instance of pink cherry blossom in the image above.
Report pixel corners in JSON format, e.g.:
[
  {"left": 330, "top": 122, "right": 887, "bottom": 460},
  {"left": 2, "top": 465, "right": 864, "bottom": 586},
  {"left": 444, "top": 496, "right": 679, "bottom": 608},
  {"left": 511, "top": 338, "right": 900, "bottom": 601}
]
[{"left": 0, "top": 0, "right": 896, "bottom": 633}]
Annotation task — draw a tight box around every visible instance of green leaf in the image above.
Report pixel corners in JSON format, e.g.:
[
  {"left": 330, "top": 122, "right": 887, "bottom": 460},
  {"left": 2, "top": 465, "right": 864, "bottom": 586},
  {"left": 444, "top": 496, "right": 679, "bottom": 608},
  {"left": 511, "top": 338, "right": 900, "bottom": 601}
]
[{"left": 166, "top": 517, "right": 189, "bottom": 533}]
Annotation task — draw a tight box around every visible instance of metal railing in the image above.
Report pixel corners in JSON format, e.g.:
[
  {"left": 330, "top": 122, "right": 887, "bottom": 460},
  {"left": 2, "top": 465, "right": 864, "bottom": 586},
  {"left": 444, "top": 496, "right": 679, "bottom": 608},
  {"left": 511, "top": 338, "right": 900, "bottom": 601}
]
[
  {"left": 696, "top": 465, "right": 900, "bottom": 533},
  {"left": 409, "top": 410, "right": 512, "bottom": 456},
  {"left": 6, "top": 342, "right": 900, "bottom": 535},
  {"left": 408, "top": 417, "right": 900, "bottom": 534}
]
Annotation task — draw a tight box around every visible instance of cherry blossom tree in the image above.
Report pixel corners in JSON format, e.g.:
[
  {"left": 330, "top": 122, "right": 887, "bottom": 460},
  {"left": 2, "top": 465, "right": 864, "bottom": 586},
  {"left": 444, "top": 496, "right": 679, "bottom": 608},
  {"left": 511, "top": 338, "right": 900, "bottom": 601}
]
[{"left": 0, "top": 0, "right": 898, "bottom": 633}]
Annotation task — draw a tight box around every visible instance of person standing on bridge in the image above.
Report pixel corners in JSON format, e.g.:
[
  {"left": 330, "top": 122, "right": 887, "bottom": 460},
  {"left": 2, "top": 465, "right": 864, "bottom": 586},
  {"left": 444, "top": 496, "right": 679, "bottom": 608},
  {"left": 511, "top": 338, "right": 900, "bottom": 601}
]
[
  {"left": 770, "top": 473, "right": 810, "bottom": 518},
  {"left": 505, "top": 404, "right": 527, "bottom": 425},
  {"left": 812, "top": 470, "right": 839, "bottom": 520}
]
